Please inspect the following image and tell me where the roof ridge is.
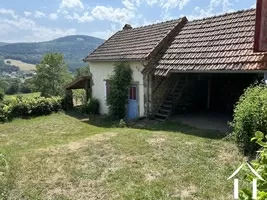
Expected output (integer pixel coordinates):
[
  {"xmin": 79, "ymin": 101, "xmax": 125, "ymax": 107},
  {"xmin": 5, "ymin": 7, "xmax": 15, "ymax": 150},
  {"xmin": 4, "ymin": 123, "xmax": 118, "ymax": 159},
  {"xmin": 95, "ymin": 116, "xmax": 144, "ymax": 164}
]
[
  {"xmin": 118, "ymin": 17, "xmax": 185, "ymax": 32},
  {"xmin": 189, "ymin": 8, "xmax": 256, "ymax": 23}
]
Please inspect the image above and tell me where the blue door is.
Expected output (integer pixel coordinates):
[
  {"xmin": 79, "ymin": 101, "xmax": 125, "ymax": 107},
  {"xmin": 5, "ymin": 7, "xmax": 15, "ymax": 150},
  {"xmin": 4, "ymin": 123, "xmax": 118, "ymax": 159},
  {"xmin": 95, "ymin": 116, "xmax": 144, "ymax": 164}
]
[{"xmin": 127, "ymin": 85, "xmax": 138, "ymax": 120}]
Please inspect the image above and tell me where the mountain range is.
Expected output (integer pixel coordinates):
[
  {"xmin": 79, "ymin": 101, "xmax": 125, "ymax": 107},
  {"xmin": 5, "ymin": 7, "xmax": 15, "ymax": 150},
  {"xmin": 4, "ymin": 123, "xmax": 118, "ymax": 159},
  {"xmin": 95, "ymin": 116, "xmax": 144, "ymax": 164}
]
[{"xmin": 0, "ymin": 35, "xmax": 105, "ymax": 71}]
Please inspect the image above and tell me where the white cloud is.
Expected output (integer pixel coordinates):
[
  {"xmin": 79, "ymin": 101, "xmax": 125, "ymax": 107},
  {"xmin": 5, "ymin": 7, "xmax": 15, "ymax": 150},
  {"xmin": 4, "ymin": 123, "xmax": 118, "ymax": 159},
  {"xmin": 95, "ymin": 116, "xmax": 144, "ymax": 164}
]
[
  {"xmin": 49, "ymin": 13, "xmax": 58, "ymax": 20},
  {"xmin": 34, "ymin": 11, "xmax": 45, "ymax": 18},
  {"xmin": 185, "ymin": 0, "xmax": 235, "ymax": 20},
  {"xmin": 122, "ymin": 0, "xmax": 141, "ymax": 10},
  {"xmin": 0, "ymin": 8, "xmax": 17, "ymax": 19},
  {"xmin": 146, "ymin": 0, "xmax": 159, "ymax": 6},
  {"xmin": 60, "ymin": 0, "xmax": 84, "ymax": 10},
  {"xmin": 91, "ymin": 6, "xmax": 135, "ymax": 24},
  {"xmin": 161, "ymin": 0, "xmax": 190, "ymax": 11},
  {"xmin": 90, "ymin": 24, "xmax": 117, "ymax": 39},
  {"xmin": 66, "ymin": 12, "xmax": 93, "ymax": 23},
  {"xmin": 24, "ymin": 11, "xmax": 32, "ymax": 17},
  {"xmin": 1, "ymin": 15, "xmax": 76, "ymax": 42}
]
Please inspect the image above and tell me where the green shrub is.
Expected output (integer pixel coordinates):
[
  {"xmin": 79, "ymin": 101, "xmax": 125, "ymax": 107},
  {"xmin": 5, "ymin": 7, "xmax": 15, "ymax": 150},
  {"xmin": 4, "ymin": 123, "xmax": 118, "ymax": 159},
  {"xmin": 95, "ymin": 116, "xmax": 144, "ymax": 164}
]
[
  {"xmin": 231, "ymin": 84, "xmax": 267, "ymax": 155},
  {"xmin": 86, "ymin": 98, "xmax": 100, "ymax": 115},
  {"xmin": 0, "ymin": 96, "xmax": 62, "ymax": 122},
  {"xmin": 239, "ymin": 131, "xmax": 267, "ymax": 199},
  {"xmin": 106, "ymin": 62, "xmax": 133, "ymax": 120},
  {"xmin": 0, "ymin": 89, "xmax": 4, "ymax": 101}
]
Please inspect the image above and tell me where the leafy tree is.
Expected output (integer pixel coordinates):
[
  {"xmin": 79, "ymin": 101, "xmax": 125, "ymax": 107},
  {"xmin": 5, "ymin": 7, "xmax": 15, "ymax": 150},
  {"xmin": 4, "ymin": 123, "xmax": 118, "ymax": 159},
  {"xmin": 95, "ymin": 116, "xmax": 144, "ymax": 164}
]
[
  {"xmin": 20, "ymin": 79, "xmax": 34, "ymax": 93},
  {"xmin": 74, "ymin": 65, "xmax": 91, "ymax": 79},
  {"xmin": 33, "ymin": 53, "xmax": 72, "ymax": 97},
  {"xmin": 0, "ymin": 88, "xmax": 4, "ymax": 101},
  {"xmin": 5, "ymin": 78, "xmax": 21, "ymax": 95},
  {"xmin": 106, "ymin": 62, "xmax": 133, "ymax": 120}
]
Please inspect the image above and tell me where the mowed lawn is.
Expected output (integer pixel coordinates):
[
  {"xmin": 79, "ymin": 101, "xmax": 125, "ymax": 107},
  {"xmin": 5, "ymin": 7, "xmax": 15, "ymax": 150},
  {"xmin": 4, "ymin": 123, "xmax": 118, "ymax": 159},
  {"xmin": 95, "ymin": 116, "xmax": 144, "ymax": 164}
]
[
  {"xmin": 4, "ymin": 92, "xmax": 40, "ymax": 101},
  {"xmin": 0, "ymin": 113, "xmax": 244, "ymax": 200},
  {"xmin": 4, "ymin": 59, "xmax": 36, "ymax": 71}
]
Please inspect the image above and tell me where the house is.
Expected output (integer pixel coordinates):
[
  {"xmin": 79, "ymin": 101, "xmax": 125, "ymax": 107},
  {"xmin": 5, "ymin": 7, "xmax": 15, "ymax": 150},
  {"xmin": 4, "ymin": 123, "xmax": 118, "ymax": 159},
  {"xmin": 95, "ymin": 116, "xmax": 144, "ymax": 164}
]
[{"xmin": 84, "ymin": 9, "xmax": 267, "ymax": 121}]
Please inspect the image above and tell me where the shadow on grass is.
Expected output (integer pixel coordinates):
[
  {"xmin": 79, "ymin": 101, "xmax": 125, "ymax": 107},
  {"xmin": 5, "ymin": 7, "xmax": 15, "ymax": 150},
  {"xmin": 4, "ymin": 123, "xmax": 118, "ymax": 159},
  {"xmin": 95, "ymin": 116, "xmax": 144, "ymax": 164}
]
[
  {"xmin": 133, "ymin": 121, "xmax": 227, "ymax": 140},
  {"xmin": 65, "ymin": 110, "xmax": 226, "ymax": 140},
  {"xmin": 65, "ymin": 110, "xmax": 116, "ymax": 128}
]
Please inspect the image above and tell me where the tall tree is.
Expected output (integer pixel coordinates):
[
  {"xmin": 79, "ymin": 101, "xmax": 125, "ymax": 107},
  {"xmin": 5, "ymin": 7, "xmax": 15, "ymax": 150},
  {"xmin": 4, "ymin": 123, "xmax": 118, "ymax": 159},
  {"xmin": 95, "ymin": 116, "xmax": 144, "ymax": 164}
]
[
  {"xmin": 33, "ymin": 53, "xmax": 71, "ymax": 97},
  {"xmin": 74, "ymin": 65, "xmax": 91, "ymax": 79}
]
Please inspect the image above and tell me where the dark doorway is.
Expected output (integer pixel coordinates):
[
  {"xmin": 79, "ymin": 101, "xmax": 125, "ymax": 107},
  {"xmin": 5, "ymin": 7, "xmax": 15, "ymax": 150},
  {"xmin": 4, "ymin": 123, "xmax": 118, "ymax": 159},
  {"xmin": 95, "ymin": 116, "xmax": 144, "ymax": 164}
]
[{"xmin": 173, "ymin": 73, "xmax": 259, "ymax": 114}]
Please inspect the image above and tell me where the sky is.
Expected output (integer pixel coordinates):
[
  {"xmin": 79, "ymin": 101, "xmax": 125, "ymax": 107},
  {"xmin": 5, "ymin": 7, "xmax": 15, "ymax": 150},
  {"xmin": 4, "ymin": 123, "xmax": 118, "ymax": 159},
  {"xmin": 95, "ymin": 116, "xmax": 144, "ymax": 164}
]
[{"xmin": 0, "ymin": 0, "xmax": 257, "ymax": 43}]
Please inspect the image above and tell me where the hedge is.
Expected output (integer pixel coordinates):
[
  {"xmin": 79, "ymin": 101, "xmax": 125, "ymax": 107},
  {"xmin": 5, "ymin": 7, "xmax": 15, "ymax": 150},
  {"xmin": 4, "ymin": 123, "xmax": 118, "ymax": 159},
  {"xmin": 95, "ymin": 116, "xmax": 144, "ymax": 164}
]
[
  {"xmin": 0, "ymin": 96, "xmax": 62, "ymax": 122},
  {"xmin": 231, "ymin": 84, "xmax": 267, "ymax": 155}
]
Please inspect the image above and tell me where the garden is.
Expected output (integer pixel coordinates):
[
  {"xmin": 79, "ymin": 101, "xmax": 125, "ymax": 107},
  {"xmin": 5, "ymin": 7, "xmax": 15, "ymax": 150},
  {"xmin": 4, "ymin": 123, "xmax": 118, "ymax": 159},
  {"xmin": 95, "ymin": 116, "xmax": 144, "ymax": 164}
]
[{"xmin": 1, "ymin": 53, "xmax": 267, "ymax": 199}]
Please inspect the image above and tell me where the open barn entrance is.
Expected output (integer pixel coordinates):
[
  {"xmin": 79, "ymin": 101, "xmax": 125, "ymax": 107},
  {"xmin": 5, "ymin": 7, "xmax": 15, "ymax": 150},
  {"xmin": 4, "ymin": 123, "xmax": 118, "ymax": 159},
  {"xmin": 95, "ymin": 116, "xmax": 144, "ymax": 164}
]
[{"xmin": 168, "ymin": 73, "xmax": 259, "ymax": 132}]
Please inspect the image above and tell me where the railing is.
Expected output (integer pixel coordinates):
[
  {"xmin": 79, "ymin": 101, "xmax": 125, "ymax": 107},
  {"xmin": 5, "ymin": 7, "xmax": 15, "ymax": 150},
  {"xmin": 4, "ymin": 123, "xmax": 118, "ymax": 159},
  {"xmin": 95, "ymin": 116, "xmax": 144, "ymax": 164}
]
[{"xmin": 152, "ymin": 77, "xmax": 166, "ymax": 95}]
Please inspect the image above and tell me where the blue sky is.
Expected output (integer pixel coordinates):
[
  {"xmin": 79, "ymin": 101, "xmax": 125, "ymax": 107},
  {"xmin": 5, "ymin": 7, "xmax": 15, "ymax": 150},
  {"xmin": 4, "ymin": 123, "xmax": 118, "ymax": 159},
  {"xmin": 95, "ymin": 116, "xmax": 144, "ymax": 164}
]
[{"xmin": 0, "ymin": 0, "xmax": 256, "ymax": 43}]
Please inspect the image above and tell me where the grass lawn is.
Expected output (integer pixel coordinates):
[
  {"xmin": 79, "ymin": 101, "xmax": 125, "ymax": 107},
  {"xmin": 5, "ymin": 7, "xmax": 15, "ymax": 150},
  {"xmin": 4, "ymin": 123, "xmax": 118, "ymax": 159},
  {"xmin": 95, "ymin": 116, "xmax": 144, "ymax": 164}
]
[
  {"xmin": 4, "ymin": 92, "xmax": 40, "ymax": 101},
  {"xmin": 0, "ymin": 113, "xmax": 244, "ymax": 200}
]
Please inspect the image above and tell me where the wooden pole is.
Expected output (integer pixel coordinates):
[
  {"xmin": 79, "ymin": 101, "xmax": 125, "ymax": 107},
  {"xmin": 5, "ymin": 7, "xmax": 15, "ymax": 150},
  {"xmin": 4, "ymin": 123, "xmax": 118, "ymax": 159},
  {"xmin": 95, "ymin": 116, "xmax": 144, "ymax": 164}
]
[
  {"xmin": 85, "ymin": 79, "xmax": 89, "ymax": 102},
  {"xmin": 207, "ymin": 78, "xmax": 211, "ymax": 110},
  {"xmin": 146, "ymin": 74, "xmax": 150, "ymax": 119}
]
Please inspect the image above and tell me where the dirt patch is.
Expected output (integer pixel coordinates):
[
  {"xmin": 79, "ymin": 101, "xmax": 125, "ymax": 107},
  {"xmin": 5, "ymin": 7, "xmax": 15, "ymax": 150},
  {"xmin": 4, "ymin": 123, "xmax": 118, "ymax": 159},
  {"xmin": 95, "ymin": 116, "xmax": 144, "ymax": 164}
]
[
  {"xmin": 217, "ymin": 146, "xmax": 240, "ymax": 164},
  {"xmin": 145, "ymin": 170, "xmax": 161, "ymax": 182},
  {"xmin": 146, "ymin": 134, "xmax": 167, "ymax": 146},
  {"xmin": 180, "ymin": 185, "xmax": 197, "ymax": 199},
  {"xmin": 38, "ymin": 132, "xmax": 118, "ymax": 153}
]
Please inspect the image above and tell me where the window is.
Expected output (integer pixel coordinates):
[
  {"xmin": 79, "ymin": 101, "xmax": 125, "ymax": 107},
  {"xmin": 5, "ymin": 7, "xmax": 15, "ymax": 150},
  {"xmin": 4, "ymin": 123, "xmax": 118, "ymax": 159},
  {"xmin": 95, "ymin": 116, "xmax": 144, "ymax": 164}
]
[
  {"xmin": 105, "ymin": 80, "xmax": 112, "ymax": 97},
  {"xmin": 129, "ymin": 86, "xmax": 137, "ymax": 100}
]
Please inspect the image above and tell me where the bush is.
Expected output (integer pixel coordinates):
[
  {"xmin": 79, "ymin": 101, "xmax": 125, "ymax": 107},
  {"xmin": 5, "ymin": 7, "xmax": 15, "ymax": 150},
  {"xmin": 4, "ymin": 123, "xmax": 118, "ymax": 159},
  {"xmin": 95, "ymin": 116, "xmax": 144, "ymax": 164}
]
[
  {"xmin": 0, "ymin": 89, "xmax": 4, "ymax": 101},
  {"xmin": 86, "ymin": 98, "xmax": 100, "ymax": 115},
  {"xmin": 0, "ymin": 96, "xmax": 62, "ymax": 122},
  {"xmin": 231, "ymin": 84, "xmax": 267, "ymax": 155},
  {"xmin": 239, "ymin": 131, "xmax": 267, "ymax": 199},
  {"xmin": 106, "ymin": 62, "xmax": 133, "ymax": 120}
]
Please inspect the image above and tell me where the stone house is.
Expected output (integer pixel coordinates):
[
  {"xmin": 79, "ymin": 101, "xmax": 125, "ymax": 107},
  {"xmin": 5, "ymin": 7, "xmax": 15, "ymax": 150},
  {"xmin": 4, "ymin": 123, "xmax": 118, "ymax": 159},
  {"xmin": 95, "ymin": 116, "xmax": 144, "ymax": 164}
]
[{"xmin": 84, "ymin": 9, "xmax": 267, "ymax": 121}]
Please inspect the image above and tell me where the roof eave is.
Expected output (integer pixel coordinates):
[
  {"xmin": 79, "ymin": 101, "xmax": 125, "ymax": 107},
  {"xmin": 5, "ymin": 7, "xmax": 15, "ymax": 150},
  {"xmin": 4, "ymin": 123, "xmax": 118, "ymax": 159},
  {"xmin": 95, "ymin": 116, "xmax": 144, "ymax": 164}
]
[{"xmin": 83, "ymin": 58, "xmax": 147, "ymax": 62}]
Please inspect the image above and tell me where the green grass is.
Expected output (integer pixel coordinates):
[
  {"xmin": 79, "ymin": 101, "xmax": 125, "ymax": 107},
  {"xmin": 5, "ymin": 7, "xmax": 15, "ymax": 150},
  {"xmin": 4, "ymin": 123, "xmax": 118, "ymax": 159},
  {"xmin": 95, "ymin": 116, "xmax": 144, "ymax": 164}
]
[
  {"xmin": 0, "ymin": 113, "xmax": 244, "ymax": 199},
  {"xmin": 4, "ymin": 92, "xmax": 40, "ymax": 100}
]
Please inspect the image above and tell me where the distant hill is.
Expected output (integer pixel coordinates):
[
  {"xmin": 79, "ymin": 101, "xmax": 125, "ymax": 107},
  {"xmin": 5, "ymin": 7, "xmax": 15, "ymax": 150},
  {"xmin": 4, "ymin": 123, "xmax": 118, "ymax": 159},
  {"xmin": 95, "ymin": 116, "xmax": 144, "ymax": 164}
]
[
  {"xmin": 0, "ymin": 42, "xmax": 7, "ymax": 46},
  {"xmin": 0, "ymin": 35, "xmax": 104, "ymax": 71}
]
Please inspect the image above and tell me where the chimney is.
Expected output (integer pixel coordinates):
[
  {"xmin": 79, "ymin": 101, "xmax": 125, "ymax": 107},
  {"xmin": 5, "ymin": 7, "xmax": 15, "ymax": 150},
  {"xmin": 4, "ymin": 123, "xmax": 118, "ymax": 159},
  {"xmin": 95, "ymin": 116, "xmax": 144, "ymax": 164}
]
[{"xmin": 122, "ymin": 24, "xmax": 132, "ymax": 31}]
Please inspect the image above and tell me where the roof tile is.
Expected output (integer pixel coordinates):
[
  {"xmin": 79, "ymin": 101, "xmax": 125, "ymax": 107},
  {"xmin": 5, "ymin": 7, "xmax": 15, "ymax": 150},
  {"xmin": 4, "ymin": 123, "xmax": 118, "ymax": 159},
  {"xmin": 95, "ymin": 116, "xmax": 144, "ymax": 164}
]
[
  {"xmin": 152, "ymin": 9, "xmax": 267, "ymax": 75},
  {"xmin": 84, "ymin": 18, "xmax": 186, "ymax": 61}
]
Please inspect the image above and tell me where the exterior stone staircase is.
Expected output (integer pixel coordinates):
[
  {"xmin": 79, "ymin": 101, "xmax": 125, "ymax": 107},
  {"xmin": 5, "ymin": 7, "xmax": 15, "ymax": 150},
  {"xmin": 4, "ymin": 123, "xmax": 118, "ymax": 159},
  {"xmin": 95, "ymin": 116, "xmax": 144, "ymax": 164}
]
[{"xmin": 154, "ymin": 77, "xmax": 188, "ymax": 121}]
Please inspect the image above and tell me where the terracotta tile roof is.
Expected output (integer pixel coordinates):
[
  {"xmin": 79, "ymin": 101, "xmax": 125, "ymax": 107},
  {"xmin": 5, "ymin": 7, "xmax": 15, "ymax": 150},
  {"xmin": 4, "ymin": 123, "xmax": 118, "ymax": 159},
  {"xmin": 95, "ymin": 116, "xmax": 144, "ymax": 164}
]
[
  {"xmin": 84, "ymin": 18, "xmax": 187, "ymax": 61},
  {"xmin": 152, "ymin": 9, "xmax": 267, "ymax": 76}
]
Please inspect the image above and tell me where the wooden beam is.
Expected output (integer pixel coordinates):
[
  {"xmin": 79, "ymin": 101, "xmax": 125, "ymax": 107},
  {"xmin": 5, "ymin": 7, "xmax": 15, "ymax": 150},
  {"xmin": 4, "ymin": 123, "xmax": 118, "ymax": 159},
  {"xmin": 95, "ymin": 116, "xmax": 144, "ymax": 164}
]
[
  {"xmin": 264, "ymin": 72, "xmax": 267, "ymax": 84},
  {"xmin": 207, "ymin": 78, "xmax": 211, "ymax": 110}
]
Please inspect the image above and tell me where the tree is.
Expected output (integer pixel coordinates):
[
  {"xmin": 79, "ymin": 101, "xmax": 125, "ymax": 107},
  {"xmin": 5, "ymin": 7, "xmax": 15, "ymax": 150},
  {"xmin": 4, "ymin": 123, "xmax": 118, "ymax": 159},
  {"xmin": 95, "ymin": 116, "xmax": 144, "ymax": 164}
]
[
  {"xmin": 33, "ymin": 53, "xmax": 71, "ymax": 97},
  {"xmin": 106, "ymin": 62, "xmax": 133, "ymax": 120},
  {"xmin": 5, "ymin": 78, "xmax": 21, "ymax": 95},
  {"xmin": 74, "ymin": 65, "xmax": 91, "ymax": 79}
]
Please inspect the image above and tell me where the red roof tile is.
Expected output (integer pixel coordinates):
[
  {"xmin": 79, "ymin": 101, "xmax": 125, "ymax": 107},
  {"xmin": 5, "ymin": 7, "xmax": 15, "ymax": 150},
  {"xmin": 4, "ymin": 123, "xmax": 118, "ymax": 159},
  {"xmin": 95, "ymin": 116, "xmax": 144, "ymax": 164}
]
[
  {"xmin": 84, "ymin": 18, "xmax": 187, "ymax": 61},
  {"xmin": 151, "ymin": 9, "xmax": 267, "ymax": 76}
]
